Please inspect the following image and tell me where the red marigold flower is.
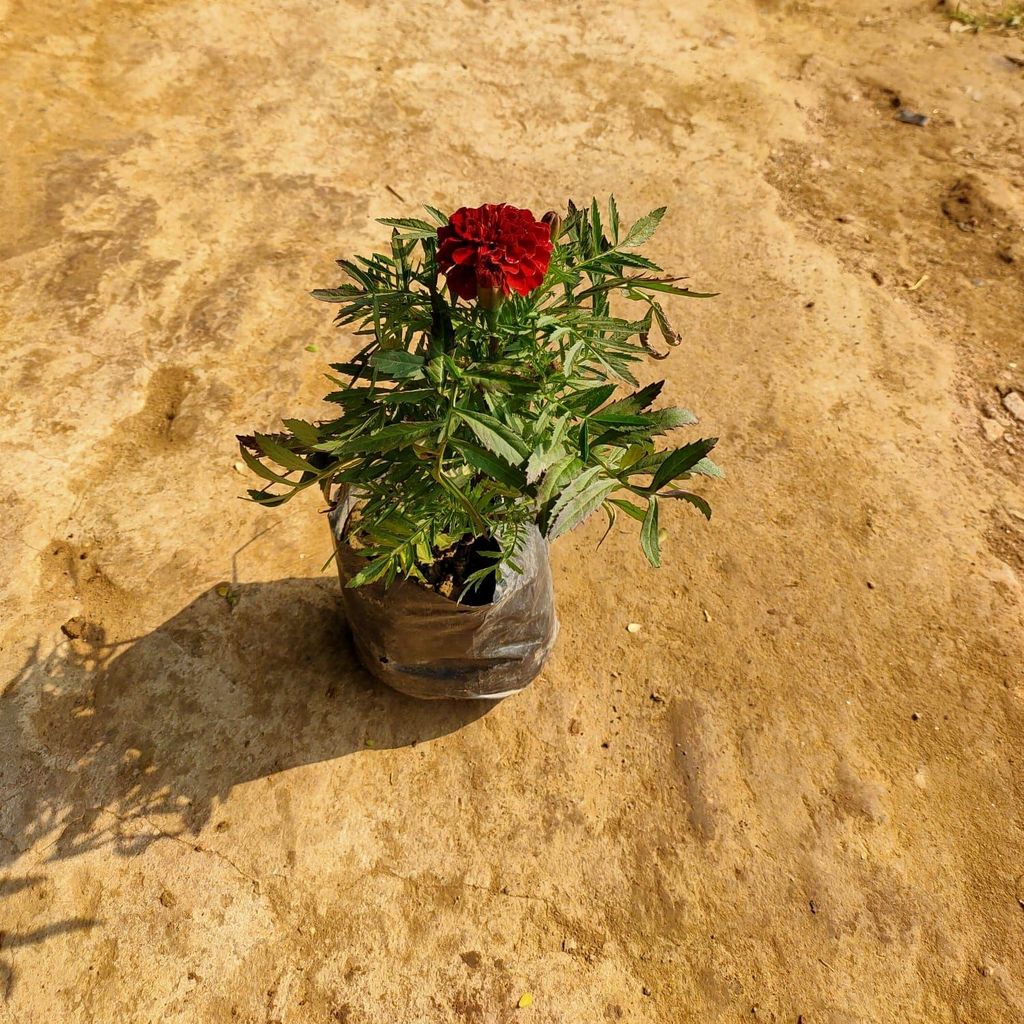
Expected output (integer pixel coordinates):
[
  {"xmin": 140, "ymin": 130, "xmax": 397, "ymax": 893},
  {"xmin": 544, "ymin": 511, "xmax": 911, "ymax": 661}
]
[{"xmin": 436, "ymin": 204, "xmax": 553, "ymax": 302}]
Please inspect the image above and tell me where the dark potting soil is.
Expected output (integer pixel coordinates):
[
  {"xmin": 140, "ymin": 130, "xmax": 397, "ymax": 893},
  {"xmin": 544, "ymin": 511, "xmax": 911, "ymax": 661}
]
[{"xmin": 421, "ymin": 534, "xmax": 501, "ymax": 606}]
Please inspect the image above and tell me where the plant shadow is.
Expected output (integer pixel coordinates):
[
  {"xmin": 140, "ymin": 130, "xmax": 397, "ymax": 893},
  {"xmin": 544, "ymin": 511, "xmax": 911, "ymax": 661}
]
[{"xmin": 1, "ymin": 577, "xmax": 492, "ymax": 872}]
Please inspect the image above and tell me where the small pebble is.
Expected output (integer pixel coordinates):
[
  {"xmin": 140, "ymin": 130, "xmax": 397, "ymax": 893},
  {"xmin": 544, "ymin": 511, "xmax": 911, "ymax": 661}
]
[
  {"xmin": 626, "ymin": 622, "xmax": 642, "ymax": 634},
  {"xmin": 897, "ymin": 109, "xmax": 928, "ymax": 126},
  {"xmin": 1002, "ymin": 391, "xmax": 1024, "ymax": 423},
  {"xmin": 61, "ymin": 617, "xmax": 86, "ymax": 639},
  {"xmin": 233, "ymin": 461, "xmax": 245, "ymax": 473},
  {"xmin": 981, "ymin": 418, "xmax": 1005, "ymax": 442},
  {"xmin": 60, "ymin": 617, "xmax": 102, "ymax": 642}
]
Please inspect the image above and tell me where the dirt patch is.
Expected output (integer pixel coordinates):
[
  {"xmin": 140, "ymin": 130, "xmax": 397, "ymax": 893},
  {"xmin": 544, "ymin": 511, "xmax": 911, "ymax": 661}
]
[
  {"xmin": 986, "ymin": 506, "xmax": 1024, "ymax": 572},
  {"xmin": 942, "ymin": 176, "xmax": 998, "ymax": 232},
  {"xmin": 420, "ymin": 534, "xmax": 501, "ymax": 604},
  {"xmin": 2, "ymin": 2, "xmax": 1023, "ymax": 1022}
]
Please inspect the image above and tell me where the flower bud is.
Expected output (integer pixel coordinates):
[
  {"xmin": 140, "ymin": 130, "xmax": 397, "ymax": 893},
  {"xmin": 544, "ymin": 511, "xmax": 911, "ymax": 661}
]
[{"xmin": 541, "ymin": 210, "xmax": 562, "ymax": 241}]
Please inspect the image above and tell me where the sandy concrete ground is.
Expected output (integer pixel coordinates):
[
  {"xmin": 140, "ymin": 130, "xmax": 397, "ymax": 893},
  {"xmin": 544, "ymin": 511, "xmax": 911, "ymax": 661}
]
[{"xmin": 2, "ymin": 1, "xmax": 1023, "ymax": 1021}]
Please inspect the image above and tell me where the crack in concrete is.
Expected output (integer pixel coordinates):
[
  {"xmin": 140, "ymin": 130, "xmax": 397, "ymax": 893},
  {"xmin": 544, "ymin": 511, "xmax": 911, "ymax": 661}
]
[
  {"xmin": 99, "ymin": 806, "xmax": 262, "ymax": 894},
  {"xmin": 376, "ymin": 866, "xmax": 561, "ymax": 916}
]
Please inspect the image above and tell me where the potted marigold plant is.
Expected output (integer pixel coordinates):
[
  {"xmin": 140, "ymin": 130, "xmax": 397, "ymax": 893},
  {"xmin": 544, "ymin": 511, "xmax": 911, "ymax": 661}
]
[{"xmin": 239, "ymin": 199, "xmax": 720, "ymax": 699}]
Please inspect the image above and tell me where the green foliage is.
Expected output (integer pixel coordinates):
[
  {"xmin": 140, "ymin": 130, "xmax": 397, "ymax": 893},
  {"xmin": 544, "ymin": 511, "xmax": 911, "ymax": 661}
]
[{"xmin": 240, "ymin": 198, "xmax": 722, "ymax": 593}]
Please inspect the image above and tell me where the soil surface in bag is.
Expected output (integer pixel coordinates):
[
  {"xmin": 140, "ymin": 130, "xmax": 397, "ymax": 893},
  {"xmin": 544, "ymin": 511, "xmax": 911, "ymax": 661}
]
[{"xmin": 328, "ymin": 498, "xmax": 559, "ymax": 699}]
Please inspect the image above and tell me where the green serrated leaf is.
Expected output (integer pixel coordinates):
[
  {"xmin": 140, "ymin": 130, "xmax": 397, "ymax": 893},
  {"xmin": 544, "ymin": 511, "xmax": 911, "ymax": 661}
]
[
  {"xmin": 578, "ymin": 419, "xmax": 590, "ymax": 460},
  {"xmin": 370, "ymin": 349, "xmax": 425, "ymax": 379},
  {"xmin": 590, "ymin": 412, "xmax": 654, "ymax": 428},
  {"xmin": 376, "ymin": 217, "xmax": 436, "ymax": 239},
  {"xmin": 663, "ymin": 490, "xmax": 712, "ymax": 519},
  {"xmin": 568, "ymin": 384, "xmax": 617, "ymax": 415},
  {"xmin": 640, "ymin": 497, "xmax": 661, "ymax": 567},
  {"xmin": 647, "ymin": 407, "xmax": 699, "ymax": 433},
  {"xmin": 282, "ymin": 419, "xmax": 319, "ymax": 446},
  {"xmin": 346, "ymin": 553, "xmax": 392, "ymax": 588},
  {"xmin": 536, "ymin": 453, "xmax": 578, "ymax": 509},
  {"xmin": 622, "ymin": 207, "xmax": 666, "ymax": 248},
  {"xmin": 449, "ymin": 438, "xmax": 527, "ymax": 490},
  {"xmin": 239, "ymin": 444, "xmax": 296, "ymax": 485},
  {"xmin": 630, "ymin": 279, "xmax": 718, "ymax": 298},
  {"xmin": 526, "ymin": 438, "xmax": 568, "ymax": 486},
  {"xmin": 547, "ymin": 464, "xmax": 599, "ymax": 517},
  {"xmin": 377, "ymin": 387, "xmax": 436, "ymax": 405},
  {"xmin": 323, "ymin": 388, "xmax": 373, "ymax": 407},
  {"xmin": 548, "ymin": 472, "xmax": 619, "ymax": 540},
  {"xmin": 600, "ymin": 381, "xmax": 665, "ymax": 416},
  {"xmin": 590, "ymin": 197, "xmax": 603, "ymax": 252},
  {"xmin": 608, "ymin": 195, "xmax": 620, "ymax": 243},
  {"xmin": 610, "ymin": 497, "xmax": 647, "ymax": 522},
  {"xmin": 332, "ymin": 421, "xmax": 440, "ymax": 455},
  {"xmin": 254, "ymin": 433, "xmax": 314, "ymax": 474},
  {"xmin": 688, "ymin": 457, "xmax": 725, "ymax": 479},
  {"xmin": 246, "ymin": 488, "xmax": 291, "ymax": 508},
  {"xmin": 462, "ymin": 368, "xmax": 536, "ymax": 394},
  {"xmin": 454, "ymin": 408, "xmax": 530, "ymax": 465},
  {"xmin": 614, "ymin": 252, "xmax": 662, "ymax": 271},
  {"xmin": 649, "ymin": 438, "xmax": 719, "ymax": 490}
]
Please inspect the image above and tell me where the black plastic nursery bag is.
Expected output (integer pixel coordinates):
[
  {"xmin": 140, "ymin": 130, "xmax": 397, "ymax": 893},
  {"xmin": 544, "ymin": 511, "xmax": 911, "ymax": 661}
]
[{"xmin": 328, "ymin": 492, "xmax": 558, "ymax": 700}]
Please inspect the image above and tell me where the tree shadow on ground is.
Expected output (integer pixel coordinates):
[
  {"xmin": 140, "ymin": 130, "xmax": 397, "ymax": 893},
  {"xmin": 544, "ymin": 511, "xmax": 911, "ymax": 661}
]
[
  {"xmin": 0, "ymin": 578, "xmax": 491, "ymax": 971},
  {"xmin": 0, "ymin": 578, "xmax": 492, "ymax": 996}
]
